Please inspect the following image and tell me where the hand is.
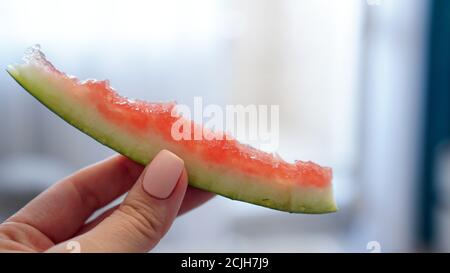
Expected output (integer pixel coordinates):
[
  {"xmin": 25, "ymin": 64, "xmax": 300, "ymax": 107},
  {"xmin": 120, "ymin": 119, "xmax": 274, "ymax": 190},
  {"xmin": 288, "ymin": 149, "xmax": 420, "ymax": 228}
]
[{"xmin": 0, "ymin": 150, "xmax": 214, "ymax": 252}]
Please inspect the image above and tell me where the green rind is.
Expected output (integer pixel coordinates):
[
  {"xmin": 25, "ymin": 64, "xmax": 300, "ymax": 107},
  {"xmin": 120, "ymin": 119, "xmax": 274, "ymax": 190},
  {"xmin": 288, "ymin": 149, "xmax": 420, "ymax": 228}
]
[{"xmin": 6, "ymin": 64, "xmax": 337, "ymax": 214}]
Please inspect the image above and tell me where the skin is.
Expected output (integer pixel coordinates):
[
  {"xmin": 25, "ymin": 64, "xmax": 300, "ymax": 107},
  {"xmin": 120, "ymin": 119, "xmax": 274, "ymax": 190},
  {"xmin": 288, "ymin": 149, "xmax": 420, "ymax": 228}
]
[{"xmin": 0, "ymin": 153, "xmax": 214, "ymax": 252}]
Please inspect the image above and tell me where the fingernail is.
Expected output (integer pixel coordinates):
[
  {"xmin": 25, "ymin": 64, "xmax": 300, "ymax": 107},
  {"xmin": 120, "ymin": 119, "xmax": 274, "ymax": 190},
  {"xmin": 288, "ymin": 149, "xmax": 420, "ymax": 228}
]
[{"xmin": 142, "ymin": 150, "xmax": 184, "ymax": 199}]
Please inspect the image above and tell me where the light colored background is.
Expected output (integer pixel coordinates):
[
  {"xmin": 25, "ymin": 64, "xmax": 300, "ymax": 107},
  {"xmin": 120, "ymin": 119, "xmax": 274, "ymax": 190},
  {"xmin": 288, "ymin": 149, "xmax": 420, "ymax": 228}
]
[{"xmin": 0, "ymin": 0, "xmax": 439, "ymax": 252}]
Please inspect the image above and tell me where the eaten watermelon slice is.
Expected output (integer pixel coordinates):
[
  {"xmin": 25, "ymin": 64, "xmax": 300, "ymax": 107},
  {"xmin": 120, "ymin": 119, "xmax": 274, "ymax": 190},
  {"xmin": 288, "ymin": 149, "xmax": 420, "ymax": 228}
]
[{"xmin": 6, "ymin": 46, "xmax": 337, "ymax": 214}]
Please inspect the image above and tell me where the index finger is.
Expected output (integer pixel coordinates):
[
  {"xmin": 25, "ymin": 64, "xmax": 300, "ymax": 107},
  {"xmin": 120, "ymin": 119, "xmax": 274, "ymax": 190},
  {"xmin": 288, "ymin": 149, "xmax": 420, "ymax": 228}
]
[{"xmin": 6, "ymin": 155, "xmax": 144, "ymax": 243}]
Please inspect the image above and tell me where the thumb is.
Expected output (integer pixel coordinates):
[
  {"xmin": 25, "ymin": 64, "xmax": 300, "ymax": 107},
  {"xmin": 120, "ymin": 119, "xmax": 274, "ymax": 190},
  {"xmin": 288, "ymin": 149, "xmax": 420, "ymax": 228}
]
[{"xmin": 49, "ymin": 149, "xmax": 188, "ymax": 253}]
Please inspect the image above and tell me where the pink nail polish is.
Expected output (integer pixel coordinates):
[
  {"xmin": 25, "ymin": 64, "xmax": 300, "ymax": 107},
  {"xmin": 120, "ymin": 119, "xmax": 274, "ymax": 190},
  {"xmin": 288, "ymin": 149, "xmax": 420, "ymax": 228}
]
[{"xmin": 142, "ymin": 150, "xmax": 184, "ymax": 199}]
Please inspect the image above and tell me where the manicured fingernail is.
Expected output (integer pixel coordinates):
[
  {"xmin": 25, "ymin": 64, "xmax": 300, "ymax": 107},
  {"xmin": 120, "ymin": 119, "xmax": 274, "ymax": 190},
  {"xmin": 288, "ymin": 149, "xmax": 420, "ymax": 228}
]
[{"xmin": 142, "ymin": 150, "xmax": 184, "ymax": 199}]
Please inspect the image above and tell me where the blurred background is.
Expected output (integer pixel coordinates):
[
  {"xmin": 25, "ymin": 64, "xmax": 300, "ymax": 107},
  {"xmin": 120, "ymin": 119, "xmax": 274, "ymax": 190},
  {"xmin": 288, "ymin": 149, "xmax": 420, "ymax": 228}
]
[{"xmin": 0, "ymin": 0, "xmax": 448, "ymax": 252}]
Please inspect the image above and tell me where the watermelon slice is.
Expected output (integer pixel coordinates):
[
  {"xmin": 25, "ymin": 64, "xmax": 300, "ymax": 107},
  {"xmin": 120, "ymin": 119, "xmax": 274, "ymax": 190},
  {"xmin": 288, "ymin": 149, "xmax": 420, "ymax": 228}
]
[{"xmin": 6, "ymin": 46, "xmax": 337, "ymax": 214}]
